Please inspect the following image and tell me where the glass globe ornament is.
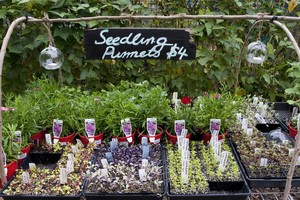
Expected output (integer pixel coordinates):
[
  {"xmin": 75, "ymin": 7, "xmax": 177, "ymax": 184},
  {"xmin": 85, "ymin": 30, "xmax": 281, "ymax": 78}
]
[
  {"xmin": 245, "ymin": 40, "xmax": 267, "ymax": 64},
  {"xmin": 39, "ymin": 45, "xmax": 64, "ymax": 70}
]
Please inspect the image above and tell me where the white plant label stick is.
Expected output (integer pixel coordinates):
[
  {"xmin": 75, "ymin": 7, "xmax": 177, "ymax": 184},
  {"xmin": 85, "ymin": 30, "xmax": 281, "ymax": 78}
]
[
  {"xmin": 101, "ymin": 159, "xmax": 109, "ymax": 169},
  {"xmin": 254, "ymin": 113, "xmax": 266, "ymax": 124},
  {"xmin": 76, "ymin": 139, "xmax": 84, "ymax": 148},
  {"xmin": 242, "ymin": 118, "xmax": 248, "ymax": 133},
  {"xmin": 60, "ymin": 168, "xmax": 68, "ymax": 184},
  {"xmin": 181, "ymin": 129, "xmax": 188, "ymax": 138},
  {"xmin": 236, "ymin": 113, "xmax": 242, "ymax": 125},
  {"xmin": 139, "ymin": 169, "xmax": 147, "ymax": 182},
  {"xmin": 247, "ymin": 128, "xmax": 253, "ymax": 137},
  {"xmin": 182, "ymin": 138, "xmax": 189, "ymax": 151},
  {"xmin": 253, "ymin": 97, "xmax": 258, "ymax": 105},
  {"xmin": 292, "ymin": 107, "xmax": 298, "ymax": 117},
  {"xmin": 45, "ymin": 134, "xmax": 52, "ymax": 146},
  {"xmin": 67, "ymin": 160, "xmax": 74, "ymax": 173},
  {"xmin": 71, "ymin": 145, "xmax": 79, "ymax": 154},
  {"xmin": 68, "ymin": 154, "xmax": 74, "ymax": 162},
  {"xmin": 29, "ymin": 163, "xmax": 36, "ymax": 170},
  {"xmin": 22, "ymin": 172, "xmax": 31, "ymax": 184},
  {"xmin": 177, "ymin": 136, "xmax": 183, "ymax": 151},
  {"xmin": 181, "ymin": 150, "xmax": 190, "ymax": 161},
  {"xmin": 181, "ymin": 159, "xmax": 189, "ymax": 184},
  {"xmin": 219, "ymin": 151, "xmax": 229, "ymax": 172},
  {"xmin": 261, "ymin": 104, "xmax": 267, "ymax": 117},
  {"xmin": 260, "ymin": 158, "xmax": 268, "ymax": 167},
  {"xmin": 142, "ymin": 159, "xmax": 148, "ymax": 168},
  {"xmin": 255, "ymin": 148, "xmax": 260, "ymax": 154}
]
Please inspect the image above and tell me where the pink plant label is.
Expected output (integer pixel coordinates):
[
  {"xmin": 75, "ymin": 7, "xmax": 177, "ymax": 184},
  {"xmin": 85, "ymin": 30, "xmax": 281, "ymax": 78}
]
[
  {"xmin": 121, "ymin": 118, "xmax": 132, "ymax": 143},
  {"xmin": 210, "ymin": 119, "xmax": 221, "ymax": 134},
  {"xmin": 175, "ymin": 120, "xmax": 185, "ymax": 136},
  {"xmin": 53, "ymin": 119, "xmax": 63, "ymax": 143},
  {"xmin": 85, "ymin": 119, "xmax": 96, "ymax": 141},
  {"xmin": 147, "ymin": 118, "xmax": 157, "ymax": 143}
]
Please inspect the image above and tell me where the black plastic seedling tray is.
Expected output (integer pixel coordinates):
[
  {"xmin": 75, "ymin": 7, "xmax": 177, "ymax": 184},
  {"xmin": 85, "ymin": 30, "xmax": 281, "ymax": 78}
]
[
  {"xmin": 229, "ymin": 138, "xmax": 300, "ymax": 188},
  {"xmin": 0, "ymin": 152, "xmax": 82, "ymax": 200},
  {"xmin": 83, "ymin": 145, "xmax": 165, "ymax": 200}
]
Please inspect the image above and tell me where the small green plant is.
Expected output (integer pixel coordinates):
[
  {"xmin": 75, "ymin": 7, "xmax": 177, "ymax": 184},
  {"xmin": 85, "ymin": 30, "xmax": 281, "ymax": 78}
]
[{"xmin": 191, "ymin": 92, "xmax": 244, "ymax": 134}]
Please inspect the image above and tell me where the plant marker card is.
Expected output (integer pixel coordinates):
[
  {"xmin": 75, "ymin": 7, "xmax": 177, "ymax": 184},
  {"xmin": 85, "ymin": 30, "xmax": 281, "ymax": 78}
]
[
  {"xmin": 253, "ymin": 97, "xmax": 258, "ymax": 105},
  {"xmin": 22, "ymin": 172, "xmax": 31, "ymax": 184},
  {"xmin": 182, "ymin": 138, "xmax": 189, "ymax": 151},
  {"xmin": 76, "ymin": 139, "xmax": 84, "ymax": 148},
  {"xmin": 242, "ymin": 118, "xmax": 248, "ymax": 134},
  {"xmin": 139, "ymin": 169, "xmax": 147, "ymax": 182},
  {"xmin": 210, "ymin": 119, "xmax": 221, "ymax": 134},
  {"xmin": 68, "ymin": 154, "xmax": 74, "ymax": 162},
  {"xmin": 53, "ymin": 119, "xmax": 63, "ymax": 144},
  {"xmin": 67, "ymin": 160, "xmax": 74, "ymax": 173},
  {"xmin": 219, "ymin": 151, "xmax": 229, "ymax": 172},
  {"xmin": 181, "ymin": 159, "xmax": 189, "ymax": 184},
  {"xmin": 141, "ymin": 137, "xmax": 148, "ymax": 146},
  {"xmin": 29, "ymin": 163, "xmax": 36, "ymax": 170},
  {"xmin": 255, "ymin": 113, "xmax": 266, "ymax": 124},
  {"xmin": 181, "ymin": 129, "xmax": 188, "ymax": 138},
  {"xmin": 142, "ymin": 145, "xmax": 150, "ymax": 159},
  {"xmin": 85, "ymin": 118, "xmax": 96, "ymax": 143},
  {"xmin": 121, "ymin": 118, "xmax": 132, "ymax": 143},
  {"xmin": 172, "ymin": 92, "xmax": 178, "ymax": 113},
  {"xmin": 13, "ymin": 131, "xmax": 22, "ymax": 146},
  {"xmin": 147, "ymin": 118, "xmax": 157, "ymax": 143},
  {"xmin": 260, "ymin": 158, "xmax": 268, "ymax": 167},
  {"xmin": 247, "ymin": 128, "xmax": 253, "ymax": 137},
  {"xmin": 60, "ymin": 168, "xmax": 68, "ymax": 184},
  {"xmin": 45, "ymin": 134, "xmax": 52, "ymax": 146},
  {"xmin": 175, "ymin": 120, "xmax": 185, "ymax": 136},
  {"xmin": 101, "ymin": 158, "xmax": 109, "ymax": 169},
  {"xmin": 289, "ymin": 149, "xmax": 294, "ymax": 157},
  {"xmin": 142, "ymin": 159, "xmax": 148, "ymax": 168},
  {"xmin": 71, "ymin": 145, "xmax": 79, "ymax": 154},
  {"xmin": 177, "ymin": 136, "xmax": 183, "ymax": 151},
  {"xmin": 236, "ymin": 113, "xmax": 242, "ymax": 125}
]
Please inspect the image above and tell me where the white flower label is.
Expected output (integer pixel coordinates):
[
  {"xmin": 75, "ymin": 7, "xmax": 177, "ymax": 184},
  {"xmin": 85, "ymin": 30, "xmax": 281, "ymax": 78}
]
[
  {"xmin": 22, "ymin": 172, "xmax": 31, "ymax": 184},
  {"xmin": 60, "ymin": 168, "xmax": 67, "ymax": 184}
]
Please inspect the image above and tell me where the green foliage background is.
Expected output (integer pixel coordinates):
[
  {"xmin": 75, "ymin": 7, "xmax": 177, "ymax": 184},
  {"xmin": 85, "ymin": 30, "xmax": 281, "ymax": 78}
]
[{"xmin": 0, "ymin": 0, "xmax": 300, "ymax": 100}]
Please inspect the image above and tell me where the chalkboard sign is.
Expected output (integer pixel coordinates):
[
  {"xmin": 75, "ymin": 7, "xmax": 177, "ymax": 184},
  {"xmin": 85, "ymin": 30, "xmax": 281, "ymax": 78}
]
[{"xmin": 84, "ymin": 28, "xmax": 196, "ymax": 60}]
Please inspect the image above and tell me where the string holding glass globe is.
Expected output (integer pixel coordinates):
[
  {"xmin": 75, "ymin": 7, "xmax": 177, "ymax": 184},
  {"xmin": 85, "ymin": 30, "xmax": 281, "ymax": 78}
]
[
  {"xmin": 39, "ymin": 45, "xmax": 64, "ymax": 70},
  {"xmin": 245, "ymin": 40, "xmax": 267, "ymax": 64}
]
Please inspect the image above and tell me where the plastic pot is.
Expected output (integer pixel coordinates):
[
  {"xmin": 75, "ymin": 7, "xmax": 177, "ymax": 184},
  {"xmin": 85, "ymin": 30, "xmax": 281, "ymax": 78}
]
[
  {"xmin": 202, "ymin": 130, "xmax": 228, "ymax": 144},
  {"xmin": 78, "ymin": 133, "xmax": 104, "ymax": 145},
  {"xmin": 137, "ymin": 127, "xmax": 164, "ymax": 144},
  {"xmin": 165, "ymin": 129, "xmax": 191, "ymax": 144},
  {"xmin": 288, "ymin": 123, "xmax": 297, "ymax": 139}
]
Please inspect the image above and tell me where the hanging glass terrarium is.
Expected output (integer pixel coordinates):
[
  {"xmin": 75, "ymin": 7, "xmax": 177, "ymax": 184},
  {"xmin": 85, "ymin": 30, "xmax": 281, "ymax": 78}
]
[
  {"xmin": 245, "ymin": 40, "xmax": 267, "ymax": 64},
  {"xmin": 39, "ymin": 45, "xmax": 64, "ymax": 70}
]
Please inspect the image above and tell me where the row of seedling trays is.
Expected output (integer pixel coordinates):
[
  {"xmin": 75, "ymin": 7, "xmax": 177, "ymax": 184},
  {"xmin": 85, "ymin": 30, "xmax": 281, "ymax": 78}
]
[{"xmin": 0, "ymin": 133, "xmax": 251, "ymax": 200}]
